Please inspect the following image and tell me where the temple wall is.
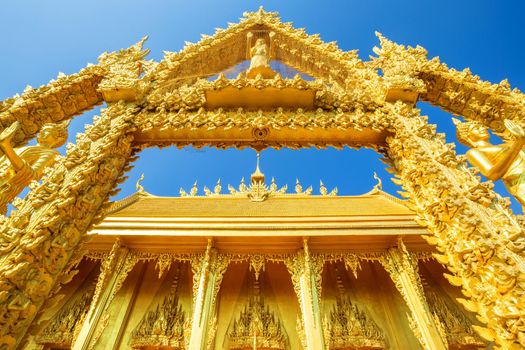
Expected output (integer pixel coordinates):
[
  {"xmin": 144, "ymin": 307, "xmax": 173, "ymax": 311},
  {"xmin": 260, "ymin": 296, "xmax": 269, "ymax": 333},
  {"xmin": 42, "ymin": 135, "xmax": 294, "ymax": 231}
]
[{"xmin": 25, "ymin": 249, "xmax": 486, "ymax": 350}]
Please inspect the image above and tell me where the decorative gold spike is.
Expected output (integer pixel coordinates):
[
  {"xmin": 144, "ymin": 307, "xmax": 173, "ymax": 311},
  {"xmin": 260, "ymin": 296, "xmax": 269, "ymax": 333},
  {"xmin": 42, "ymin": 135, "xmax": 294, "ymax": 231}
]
[
  {"xmin": 135, "ymin": 173, "xmax": 145, "ymax": 193},
  {"xmin": 373, "ymin": 172, "xmax": 383, "ymax": 191},
  {"xmin": 214, "ymin": 179, "xmax": 221, "ymax": 194},
  {"xmin": 295, "ymin": 178, "xmax": 303, "ymax": 194},
  {"xmin": 320, "ymin": 180, "xmax": 328, "ymax": 195},
  {"xmin": 190, "ymin": 181, "xmax": 198, "ymax": 196}
]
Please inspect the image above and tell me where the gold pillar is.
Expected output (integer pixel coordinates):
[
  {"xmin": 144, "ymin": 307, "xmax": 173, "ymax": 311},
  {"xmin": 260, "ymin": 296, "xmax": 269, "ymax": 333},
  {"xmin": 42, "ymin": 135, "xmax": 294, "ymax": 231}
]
[
  {"xmin": 0, "ymin": 102, "xmax": 137, "ymax": 349},
  {"xmin": 72, "ymin": 241, "xmax": 138, "ymax": 350},
  {"xmin": 285, "ymin": 239, "xmax": 326, "ymax": 350},
  {"xmin": 188, "ymin": 240, "xmax": 229, "ymax": 350},
  {"xmin": 380, "ymin": 240, "xmax": 447, "ymax": 350},
  {"xmin": 385, "ymin": 101, "xmax": 525, "ymax": 347}
]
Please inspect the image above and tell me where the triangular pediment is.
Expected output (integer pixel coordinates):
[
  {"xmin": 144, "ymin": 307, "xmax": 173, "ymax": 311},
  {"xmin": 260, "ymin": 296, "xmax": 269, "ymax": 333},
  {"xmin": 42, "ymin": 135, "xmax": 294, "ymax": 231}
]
[
  {"xmin": 149, "ymin": 7, "xmax": 363, "ymax": 87},
  {"xmin": 208, "ymin": 59, "xmax": 314, "ymax": 81}
]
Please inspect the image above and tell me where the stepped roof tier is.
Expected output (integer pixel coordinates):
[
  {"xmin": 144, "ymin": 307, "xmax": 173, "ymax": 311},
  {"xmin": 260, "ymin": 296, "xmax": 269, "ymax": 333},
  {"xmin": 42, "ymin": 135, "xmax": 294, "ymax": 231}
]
[{"xmin": 88, "ymin": 173, "xmax": 427, "ymax": 253}]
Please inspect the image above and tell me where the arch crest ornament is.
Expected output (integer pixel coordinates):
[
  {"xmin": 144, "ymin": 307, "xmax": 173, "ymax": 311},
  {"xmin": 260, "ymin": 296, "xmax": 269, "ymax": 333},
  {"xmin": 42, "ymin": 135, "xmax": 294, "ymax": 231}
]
[{"xmin": 0, "ymin": 7, "xmax": 523, "ymax": 349}]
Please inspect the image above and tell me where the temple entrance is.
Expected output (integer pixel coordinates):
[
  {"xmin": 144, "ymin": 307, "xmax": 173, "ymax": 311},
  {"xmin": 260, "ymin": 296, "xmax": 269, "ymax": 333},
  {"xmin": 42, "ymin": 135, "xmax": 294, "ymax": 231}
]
[{"xmin": 0, "ymin": 7, "xmax": 523, "ymax": 350}]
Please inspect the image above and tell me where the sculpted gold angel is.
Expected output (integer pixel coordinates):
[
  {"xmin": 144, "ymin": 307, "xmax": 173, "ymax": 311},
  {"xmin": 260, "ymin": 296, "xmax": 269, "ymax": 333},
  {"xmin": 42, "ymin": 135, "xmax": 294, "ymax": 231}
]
[
  {"xmin": 454, "ymin": 117, "xmax": 525, "ymax": 207},
  {"xmin": 0, "ymin": 120, "xmax": 68, "ymax": 213}
]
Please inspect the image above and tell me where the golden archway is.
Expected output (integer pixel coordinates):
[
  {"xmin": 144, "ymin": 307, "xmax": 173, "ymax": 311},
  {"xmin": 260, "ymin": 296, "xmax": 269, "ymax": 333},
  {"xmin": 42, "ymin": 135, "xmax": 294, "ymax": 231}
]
[{"xmin": 0, "ymin": 7, "xmax": 524, "ymax": 350}]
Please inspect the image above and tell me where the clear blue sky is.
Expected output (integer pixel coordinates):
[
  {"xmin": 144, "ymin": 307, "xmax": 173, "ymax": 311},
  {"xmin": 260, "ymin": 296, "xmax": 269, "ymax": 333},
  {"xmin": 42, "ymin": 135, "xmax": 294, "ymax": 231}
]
[{"xmin": 1, "ymin": 1, "xmax": 524, "ymax": 212}]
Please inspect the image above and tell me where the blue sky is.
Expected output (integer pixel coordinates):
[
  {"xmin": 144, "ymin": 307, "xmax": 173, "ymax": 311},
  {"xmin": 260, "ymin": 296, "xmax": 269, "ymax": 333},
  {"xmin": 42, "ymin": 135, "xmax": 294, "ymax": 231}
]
[{"xmin": 1, "ymin": 1, "xmax": 524, "ymax": 212}]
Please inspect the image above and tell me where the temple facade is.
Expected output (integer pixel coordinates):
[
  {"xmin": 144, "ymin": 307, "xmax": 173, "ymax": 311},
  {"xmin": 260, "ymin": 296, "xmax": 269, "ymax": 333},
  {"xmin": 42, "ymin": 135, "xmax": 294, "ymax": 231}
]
[
  {"xmin": 24, "ymin": 167, "xmax": 488, "ymax": 350},
  {"xmin": 0, "ymin": 7, "xmax": 524, "ymax": 350}
]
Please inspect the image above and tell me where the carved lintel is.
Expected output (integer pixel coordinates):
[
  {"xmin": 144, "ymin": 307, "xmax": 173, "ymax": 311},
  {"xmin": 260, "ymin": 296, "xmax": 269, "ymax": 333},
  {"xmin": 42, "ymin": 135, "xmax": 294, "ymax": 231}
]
[{"xmin": 379, "ymin": 240, "xmax": 447, "ymax": 350}]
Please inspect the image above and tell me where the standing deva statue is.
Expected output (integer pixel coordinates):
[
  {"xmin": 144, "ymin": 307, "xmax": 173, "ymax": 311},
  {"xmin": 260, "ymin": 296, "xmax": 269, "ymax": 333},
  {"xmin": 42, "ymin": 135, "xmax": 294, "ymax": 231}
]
[
  {"xmin": 453, "ymin": 117, "xmax": 525, "ymax": 208},
  {"xmin": 247, "ymin": 37, "xmax": 276, "ymax": 79},
  {"xmin": 0, "ymin": 120, "xmax": 68, "ymax": 213}
]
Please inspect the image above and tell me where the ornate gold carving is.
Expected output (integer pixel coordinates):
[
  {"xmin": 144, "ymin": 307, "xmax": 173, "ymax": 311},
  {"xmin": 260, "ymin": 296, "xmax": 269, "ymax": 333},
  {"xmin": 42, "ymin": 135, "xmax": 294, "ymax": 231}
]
[
  {"xmin": 454, "ymin": 117, "xmax": 525, "ymax": 208},
  {"xmin": 180, "ymin": 181, "xmax": 199, "ymax": 197},
  {"xmin": 203, "ymin": 179, "xmax": 222, "ymax": 197},
  {"xmin": 151, "ymin": 6, "xmax": 370, "ymax": 91},
  {"xmin": 386, "ymin": 102, "xmax": 525, "ymax": 348},
  {"xmin": 379, "ymin": 239, "xmax": 447, "ymax": 350},
  {"xmin": 80, "ymin": 244, "xmax": 139, "ymax": 350},
  {"xmin": 0, "ymin": 67, "xmax": 103, "ymax": 147},
  {"xmin": 135, "ymin": 173, "xmax": 145, "ymax": 193},
  {"xmin": 326, "ymin": 295, "xmax": 385, "ymax": 350},
  {"xmin": 247, "ymin": 37, "xmax": 275, "ymax": 79},
  {"xmin": 229, "ymin": 296, "xmax": 287, "ymax": 350},
  {"xmin": 35, "ymin": 289, "xmax": 93, "ymax": 347},
  {"xmin": 133, "ymin": 105, "xmax": 389, "ymax": 151},
  {"xmin": 155, "ymin": 253, "xmax": 173, "ymax": 278},
  {"xmin": 342, "ymin": 254, "xmax": 362, "ymax": 278},
  {"xmin": 319, "ymin": 180, "xmax": 337, "ymax": 196},
  {"xmin": 0, "ymin": 102, "xmax": 136, "ymax": 349},
  {"xmin": 249, "ymin": 255, "xmax": 266, "ymax": 281},
  {"xmin": 295, "ymin": 178, "xmax": 312, "ymax": 195},
  {"xmin": 372, "ymin": 33, "xmax": 525, "ymax": 132},
  {"xmin": 371, "ymin": 32, "xmax": 427, "ymax": 103},
  {"xmin": 0, "ymin": 120, "xmax": 68, "ymax": 214},
  {"xmin": 0, "ymin": 7, "xmax": 524, "ymax": 349},
  {"xmin": 422, "ymin": 283, "xmax": 485, "ymax": 348},
  {"xmin": 97, "ymin": 37, "xmax": 151, "ymax": 102},
  {"xmin": 131, "ymin": 269, "xmax": 186, "ymax": 349},
  {"xmin": 181, "ymin": 156, "xmax": 301, "ymax": 202}
]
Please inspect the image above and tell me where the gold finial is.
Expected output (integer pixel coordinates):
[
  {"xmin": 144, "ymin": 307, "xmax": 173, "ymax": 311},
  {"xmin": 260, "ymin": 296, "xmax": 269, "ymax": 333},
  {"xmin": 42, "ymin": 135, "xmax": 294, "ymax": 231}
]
[
  {"xmin": 251, "ymin": 152, "xmax": 265, "ymax": 184},
  {"xmin": 320, "ymin": 180, "xmax": 327, "ymax": 195},
  {"xmin": 136, "ymin": 173, "xmax": 145, "ymax": 193},
  {"xmin": 373, "ymin": 172, "xmax": 383, "ymax": 191},
  {"xmin": 214, "ymin": 179, "xmax": 222, "ymax": 194},
  {"xmin": 295, "ymin": 178, "xmax": 302, "ymax": 194},
  {"xmin": 190, "ymin": 181, "xmax": 198, "ymax": 196},
  {"xmin": 239, "ymin": 177, "xmax": 247, "ymax": 192},
  {"xmin": 270, "ymin": 177, "xmax": 277, "ymax": 191}
]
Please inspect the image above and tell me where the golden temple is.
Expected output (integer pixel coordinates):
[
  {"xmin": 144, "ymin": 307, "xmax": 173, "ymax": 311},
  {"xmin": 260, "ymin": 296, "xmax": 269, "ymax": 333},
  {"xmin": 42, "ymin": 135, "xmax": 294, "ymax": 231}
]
[{"xmin": 0, "ymin": 7, "xmax": 524, "ymax": 350}]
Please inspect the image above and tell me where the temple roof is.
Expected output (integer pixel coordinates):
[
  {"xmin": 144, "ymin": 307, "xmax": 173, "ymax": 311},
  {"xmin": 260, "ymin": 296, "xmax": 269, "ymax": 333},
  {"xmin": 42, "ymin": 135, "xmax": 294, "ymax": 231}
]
[
  {"xmin": 106, "ymin": 188, "xmax": 411, "ymax": 218},
  {"xmin": 86, "ymin": 172, "xmax": 428, "ymax": 253}
]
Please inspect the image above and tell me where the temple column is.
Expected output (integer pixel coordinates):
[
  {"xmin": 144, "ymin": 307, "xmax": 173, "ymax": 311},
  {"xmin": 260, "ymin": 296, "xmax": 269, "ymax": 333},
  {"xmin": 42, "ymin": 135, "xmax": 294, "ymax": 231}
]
[
  {"xmin": 72, "ymin": 241, "xmax": 138, "ymax": 350},
  {"xmin": 188, "ymin": 240, "xmax": 229, "ymax": 350},
  {"xmin": 380, "ymin": 240, "xmax": 447, "ymax": 350},
  {"xmin": 285, "ymin": 239, "xmax": 326, "ymax": 350}
]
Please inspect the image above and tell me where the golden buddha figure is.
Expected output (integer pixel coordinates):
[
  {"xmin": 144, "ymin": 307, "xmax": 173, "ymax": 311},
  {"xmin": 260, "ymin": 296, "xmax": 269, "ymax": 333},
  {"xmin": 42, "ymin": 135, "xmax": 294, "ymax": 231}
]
[
  {"xmin": 453, "ymin": 118, "xmax": 525, "ymax": 207},
  {"xmin": 247, "ymin": 38, "xmax": 276, "ymax": 79},
  {"xmin": 0, "ymin": 120, "xmax": 68, "ymax": 213}
]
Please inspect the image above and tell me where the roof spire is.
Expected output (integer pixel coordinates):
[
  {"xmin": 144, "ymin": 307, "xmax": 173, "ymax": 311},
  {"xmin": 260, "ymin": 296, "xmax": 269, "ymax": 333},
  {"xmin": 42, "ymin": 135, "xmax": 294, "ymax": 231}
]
[{"xmin": 251, "ymin": 152, "xmax": 265, "ymax": 184}]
